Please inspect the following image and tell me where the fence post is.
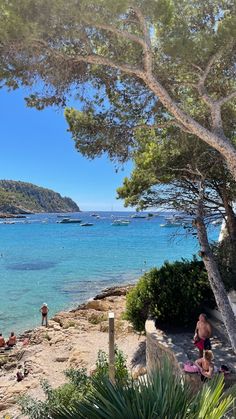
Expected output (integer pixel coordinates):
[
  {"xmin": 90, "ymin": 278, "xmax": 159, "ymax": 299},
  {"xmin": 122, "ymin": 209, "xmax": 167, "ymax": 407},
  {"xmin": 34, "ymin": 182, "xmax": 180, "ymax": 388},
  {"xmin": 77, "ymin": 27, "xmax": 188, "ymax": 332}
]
[{"xmin": 108, "ymin": 312, "xmax": 115, "ymax": 383}]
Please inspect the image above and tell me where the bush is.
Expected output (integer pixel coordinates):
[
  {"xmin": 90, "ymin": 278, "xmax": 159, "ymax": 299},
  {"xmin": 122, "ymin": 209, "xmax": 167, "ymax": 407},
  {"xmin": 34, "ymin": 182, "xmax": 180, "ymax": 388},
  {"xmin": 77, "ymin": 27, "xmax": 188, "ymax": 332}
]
[
  {"xmin": 19, "ymin": 379, "xmax": 84, "ymax": 419},
  {"xmin": 19, "ymin": 349, "xmax": 129, "ymax": 418},
  {"xmin": 125, "ymin": 258, "xmax": 215, "ymax": 331},
  {"xmin": 95, "ymin": 347, "xmax": 129, "ymax": 384}
]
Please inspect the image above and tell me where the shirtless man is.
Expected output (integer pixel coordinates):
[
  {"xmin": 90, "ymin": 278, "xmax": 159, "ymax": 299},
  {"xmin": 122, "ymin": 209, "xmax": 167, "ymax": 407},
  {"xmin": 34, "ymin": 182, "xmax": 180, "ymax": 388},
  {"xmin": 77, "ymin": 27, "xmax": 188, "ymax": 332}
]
[
  {"xmin": 194, "ymin": 313, "xmax": 212, "ymax": 357},
  {"xmin": 40, "ymin": 303, "xmax": 49, "ymax": 327},
  {"xmin": 0, "ymin": 333, "xmax": 5, "ymax": 348}
]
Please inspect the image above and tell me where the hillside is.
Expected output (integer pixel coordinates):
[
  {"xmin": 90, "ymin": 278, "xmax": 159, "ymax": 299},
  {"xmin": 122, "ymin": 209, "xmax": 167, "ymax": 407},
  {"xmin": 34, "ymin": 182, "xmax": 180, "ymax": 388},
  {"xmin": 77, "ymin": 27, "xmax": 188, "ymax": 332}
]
[{"xmin": 0, "ymin": 180, "xmax": 80, "ymax": 214}]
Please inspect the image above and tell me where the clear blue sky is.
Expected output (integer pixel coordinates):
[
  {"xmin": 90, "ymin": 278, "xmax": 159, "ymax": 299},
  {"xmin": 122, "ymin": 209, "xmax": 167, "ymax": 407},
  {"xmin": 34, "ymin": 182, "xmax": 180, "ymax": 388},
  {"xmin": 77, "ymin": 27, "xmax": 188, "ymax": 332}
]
[{"xmin": 0, "ymin": 87, "xmax": 132, "ymax": 211}]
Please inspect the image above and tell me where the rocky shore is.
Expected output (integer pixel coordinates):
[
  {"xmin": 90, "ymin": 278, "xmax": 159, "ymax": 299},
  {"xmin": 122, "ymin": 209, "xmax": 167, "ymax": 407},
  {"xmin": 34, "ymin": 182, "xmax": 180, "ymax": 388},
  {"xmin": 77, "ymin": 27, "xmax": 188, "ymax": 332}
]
[{"xmin": 0, "ymin": 285, "xmax": 146, "ymax": 418}]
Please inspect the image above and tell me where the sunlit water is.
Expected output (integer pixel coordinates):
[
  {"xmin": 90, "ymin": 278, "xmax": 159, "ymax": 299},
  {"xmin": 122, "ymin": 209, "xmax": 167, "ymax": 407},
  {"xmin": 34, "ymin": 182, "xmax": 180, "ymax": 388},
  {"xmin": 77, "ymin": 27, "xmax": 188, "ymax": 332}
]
[{"xmin": 0, "ymin": 212, "xmax": 219, "ymax": 334}]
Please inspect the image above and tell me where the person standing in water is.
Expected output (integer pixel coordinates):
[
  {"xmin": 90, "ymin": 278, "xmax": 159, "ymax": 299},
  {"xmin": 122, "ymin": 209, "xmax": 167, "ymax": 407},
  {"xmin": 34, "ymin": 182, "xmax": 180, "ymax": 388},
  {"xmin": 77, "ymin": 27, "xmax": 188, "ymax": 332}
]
[{"xmin": 40, "ymin": 303, "xmax": 49, "ymax": 327}]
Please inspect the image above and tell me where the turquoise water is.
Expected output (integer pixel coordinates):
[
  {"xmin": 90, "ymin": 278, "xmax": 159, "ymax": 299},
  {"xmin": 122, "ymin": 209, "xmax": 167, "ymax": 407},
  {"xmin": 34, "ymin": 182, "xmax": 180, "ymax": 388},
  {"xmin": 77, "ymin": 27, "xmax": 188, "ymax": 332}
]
[{"xmin": 0, "ymin": 212, "xmax": 219, "ymax": 335}]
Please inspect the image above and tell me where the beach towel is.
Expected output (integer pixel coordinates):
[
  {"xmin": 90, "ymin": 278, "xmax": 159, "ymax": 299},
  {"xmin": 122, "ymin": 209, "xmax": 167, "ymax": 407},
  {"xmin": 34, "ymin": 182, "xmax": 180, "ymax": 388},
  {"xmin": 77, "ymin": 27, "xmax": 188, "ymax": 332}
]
[{"xmin": 183, "ymin": 361, "xmax": 200, "ymax": 373}]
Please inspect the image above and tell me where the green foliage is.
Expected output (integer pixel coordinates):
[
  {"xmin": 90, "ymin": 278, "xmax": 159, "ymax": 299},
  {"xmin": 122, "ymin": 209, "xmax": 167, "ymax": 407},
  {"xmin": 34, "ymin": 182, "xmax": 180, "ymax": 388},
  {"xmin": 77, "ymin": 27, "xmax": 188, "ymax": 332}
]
[
  {"xmin": 19, "ymin": 378, "xmax": 84, "ymax": 419},
  {"xmin": 64, "ymin": 368, "xmax": 89, "ymax": 389},
  {"xmin": 0, "ymin": 180, "xmax": 79, "ymax": 213},
  {"xmin": 125, "ymin": 258, "xmax": 216, "ymax": 331},
  {"xmin": 94, "ymin": 348, "xmax": 129, "ymax": 384},
  {"xmin": 1, "ymin": 0, "xmax": 235, "ymax": 165},
  {"xmin": 94, "ymin": 349, "xmax": 109, "ymax": 379},
  {"xmin": 51, "ymin": 359, "xmax": 236, "ymax": 419},
  {"xmin": 19, "ymin": 349, "xmax": 129, "ymax": 418}
]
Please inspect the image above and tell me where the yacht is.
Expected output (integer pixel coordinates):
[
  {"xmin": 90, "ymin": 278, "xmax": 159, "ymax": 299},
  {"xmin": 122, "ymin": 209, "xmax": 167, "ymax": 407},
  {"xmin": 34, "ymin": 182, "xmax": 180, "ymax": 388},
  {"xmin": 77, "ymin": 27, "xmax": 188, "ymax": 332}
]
[
  {"xmin": 111, "ymin": 219, "xmax": 130, "ymax": 226},
  {"xmin": 131, "ymin": 214, "xmax": 147, "ymax": 219},
  {"xmin": 59, "ymin": 218, "xmax": 82, "ymax": 224}
]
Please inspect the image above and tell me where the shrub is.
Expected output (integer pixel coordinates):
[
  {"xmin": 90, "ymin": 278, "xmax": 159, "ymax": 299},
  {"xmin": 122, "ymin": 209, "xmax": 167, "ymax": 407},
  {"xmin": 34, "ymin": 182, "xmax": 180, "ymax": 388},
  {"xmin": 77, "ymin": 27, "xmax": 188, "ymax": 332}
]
[
  {"xmin": 19, "ymin": 349, "xmax": 129, "ymax": 418},
  {"xmin": 94, "ymin": 347, "xmax": 129, "ymax": 384},
  {"xmin": 19, "ymin": 379, "xmax": 83, "ymax": 419},
  {"xmin": 51, "ymin": 359, "xmax": 236, "ymax": 419},
  {"xmin": 125, "ymin": 258, "xmax": 215, "ymax": 331}
]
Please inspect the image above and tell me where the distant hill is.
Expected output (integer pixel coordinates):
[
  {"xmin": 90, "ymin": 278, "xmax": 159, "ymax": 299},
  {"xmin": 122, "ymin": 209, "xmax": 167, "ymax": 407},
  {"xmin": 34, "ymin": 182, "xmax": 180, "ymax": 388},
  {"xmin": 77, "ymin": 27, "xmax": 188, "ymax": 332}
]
[{"xmin": 0, "ymin": 180, "xmax": 80, "ymax": 214}]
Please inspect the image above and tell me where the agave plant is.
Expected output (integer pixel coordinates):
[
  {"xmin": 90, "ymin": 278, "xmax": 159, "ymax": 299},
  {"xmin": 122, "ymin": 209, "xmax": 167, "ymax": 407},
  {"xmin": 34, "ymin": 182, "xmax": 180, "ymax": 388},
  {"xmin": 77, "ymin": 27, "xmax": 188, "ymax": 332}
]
[{"xmin": 51, "ymin": 360, "xmax": 236, "ymax": 419}]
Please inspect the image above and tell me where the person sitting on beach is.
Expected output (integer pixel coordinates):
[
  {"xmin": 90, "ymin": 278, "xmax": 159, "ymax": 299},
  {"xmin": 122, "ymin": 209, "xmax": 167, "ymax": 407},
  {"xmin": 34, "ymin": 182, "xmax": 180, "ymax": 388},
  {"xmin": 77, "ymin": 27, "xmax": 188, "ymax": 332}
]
[
  {"xmin": 6, "ymin": 332, "xmax": 16, "ymax": 347},
  {"xmin": 193, "ymin": 313, "xmax": 212, "ymax": 357},
  {"xmin": 40, "ymin": 303, "xmax": 49, "ymax": 327},
  {"xmin": 195, "ymin": 350, "xmax": 215, "ymax": 382},
  {"xmin": 0, "ymin": 333, "xmax": 5, "ymax": 348}
]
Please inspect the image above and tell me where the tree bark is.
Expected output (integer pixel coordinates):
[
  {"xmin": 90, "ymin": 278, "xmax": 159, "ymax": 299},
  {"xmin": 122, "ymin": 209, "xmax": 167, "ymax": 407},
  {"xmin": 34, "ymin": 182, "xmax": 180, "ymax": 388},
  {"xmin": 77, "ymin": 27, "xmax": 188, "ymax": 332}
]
[
  {"xmin": 221, "ymin": 188, "xmax": 236, "ymax": 241},
  {"xmin": 143, "ymin": 74, "xmax": 236, "ymax": 183},
  {"xmin": 195, "ymin": 202, "xmax": 236, "ymax": 353},
  {"xmin": 219, "ymin": 187, "xmax": 236, "ymax": 284}
]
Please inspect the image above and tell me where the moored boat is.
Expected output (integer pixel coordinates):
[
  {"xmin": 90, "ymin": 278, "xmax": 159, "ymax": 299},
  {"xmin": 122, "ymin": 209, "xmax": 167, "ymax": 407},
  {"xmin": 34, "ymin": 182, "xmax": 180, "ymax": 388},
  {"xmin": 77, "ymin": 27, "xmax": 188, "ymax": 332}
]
[
  {"xmin": 160, "ymin": 220, "xmax": 181, "ymax": 228},
  {"xmin": 111, "ymin": 219, "xmax": 130, "ymax": 226},
  {"xmin": 131, "ymin": 214, "xmax": 147, "ymax": 219},
  {"xmin": 59, "ymin": 218, "xmax": 82, "ymax": 224}
]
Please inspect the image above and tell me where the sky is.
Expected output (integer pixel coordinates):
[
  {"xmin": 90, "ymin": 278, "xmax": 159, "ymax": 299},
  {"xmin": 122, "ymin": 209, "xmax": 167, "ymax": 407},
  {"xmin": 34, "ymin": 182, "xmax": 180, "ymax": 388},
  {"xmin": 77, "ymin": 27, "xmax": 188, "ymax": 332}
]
[{"xmin": 0, "ymin": 87, "xmax": 132, "ymax": 211}]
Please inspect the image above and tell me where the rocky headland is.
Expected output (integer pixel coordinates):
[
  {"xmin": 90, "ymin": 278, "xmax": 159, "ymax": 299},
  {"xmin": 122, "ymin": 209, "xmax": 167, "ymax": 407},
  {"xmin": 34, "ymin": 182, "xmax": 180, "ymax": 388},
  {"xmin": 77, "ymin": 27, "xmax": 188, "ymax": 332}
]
[
  {"xmin": 0, "ymin": 180, "xmax": 80, "ymax": 214},
  {"xmin": 0, "ymin": 285, "xmax": 146, "ymax": 418}
]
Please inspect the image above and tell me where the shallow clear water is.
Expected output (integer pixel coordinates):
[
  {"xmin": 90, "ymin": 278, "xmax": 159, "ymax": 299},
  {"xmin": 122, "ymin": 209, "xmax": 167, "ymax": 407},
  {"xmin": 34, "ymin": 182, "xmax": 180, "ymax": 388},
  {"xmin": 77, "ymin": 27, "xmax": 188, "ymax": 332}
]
[{"xmin": 0, "ymin": 212, "xmax": 219, "ymax": 334}]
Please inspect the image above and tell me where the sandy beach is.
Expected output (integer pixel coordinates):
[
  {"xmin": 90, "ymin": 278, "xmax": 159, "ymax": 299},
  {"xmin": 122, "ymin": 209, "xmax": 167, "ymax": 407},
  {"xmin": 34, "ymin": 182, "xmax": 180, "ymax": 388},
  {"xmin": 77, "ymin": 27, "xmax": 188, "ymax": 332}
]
[{"xmin": 0, "ymin": 285, "xmax": 146, "ymax": 418}]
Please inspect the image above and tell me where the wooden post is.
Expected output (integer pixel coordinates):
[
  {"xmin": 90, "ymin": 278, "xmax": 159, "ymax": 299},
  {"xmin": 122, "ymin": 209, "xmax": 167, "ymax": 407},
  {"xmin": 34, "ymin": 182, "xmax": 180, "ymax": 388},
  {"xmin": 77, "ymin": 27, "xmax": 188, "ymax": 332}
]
[{"xmin": 108, "ymin": 312, "xmax": 115, "ymax": 384}]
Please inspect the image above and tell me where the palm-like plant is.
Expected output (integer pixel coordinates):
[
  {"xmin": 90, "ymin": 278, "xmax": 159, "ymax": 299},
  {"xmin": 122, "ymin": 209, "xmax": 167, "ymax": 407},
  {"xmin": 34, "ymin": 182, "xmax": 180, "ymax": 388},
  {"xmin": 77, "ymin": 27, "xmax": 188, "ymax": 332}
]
[{"xmin": 51, "ymin": 360, "xmax": 236, "ymax": 419}]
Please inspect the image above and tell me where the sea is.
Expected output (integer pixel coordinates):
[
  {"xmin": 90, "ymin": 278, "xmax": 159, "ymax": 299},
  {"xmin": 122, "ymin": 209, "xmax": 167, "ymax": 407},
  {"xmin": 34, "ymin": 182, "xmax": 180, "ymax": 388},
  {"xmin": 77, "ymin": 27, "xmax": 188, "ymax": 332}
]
[{"xmin": 0, "ymin": 211, "xmax": 220, "ymax": 335}]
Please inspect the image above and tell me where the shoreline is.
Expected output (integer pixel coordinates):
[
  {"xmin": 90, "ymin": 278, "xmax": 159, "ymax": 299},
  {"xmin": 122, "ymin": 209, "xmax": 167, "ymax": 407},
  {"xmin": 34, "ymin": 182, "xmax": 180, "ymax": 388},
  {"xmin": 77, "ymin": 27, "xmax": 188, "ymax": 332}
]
[
  {"xmin": 16, "ymin": 283, "xmax": 136, "ymax": 340},
  {"xmin": 0, "ymin": 284, "xmax": 146, "ymax": 417}
]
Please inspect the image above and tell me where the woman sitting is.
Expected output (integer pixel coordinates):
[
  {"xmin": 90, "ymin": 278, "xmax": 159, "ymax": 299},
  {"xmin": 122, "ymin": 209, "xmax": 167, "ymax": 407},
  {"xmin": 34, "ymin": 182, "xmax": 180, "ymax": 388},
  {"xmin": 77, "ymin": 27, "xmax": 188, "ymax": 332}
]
[{"xmin": 195, "ymin": 350, "xmax": 214, "ymax": 382}]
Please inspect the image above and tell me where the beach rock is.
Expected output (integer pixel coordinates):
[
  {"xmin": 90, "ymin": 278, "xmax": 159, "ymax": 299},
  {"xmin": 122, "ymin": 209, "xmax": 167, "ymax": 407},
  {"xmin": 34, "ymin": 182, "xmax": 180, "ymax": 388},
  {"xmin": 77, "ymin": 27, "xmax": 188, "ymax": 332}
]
[
  {"xmin": 93, "ymin": 285, "xmax": 134, "ymax": 300},
  {"xmin": 0, "ymin": 355, "xmax": 8, "ymax": 367},
  {"xmin": 4, "ymin": 361, "xmax": 17, "ymax": 371},
  {"xmin": 85, "ymin": 300, "xmax": 108, "ymax": 311},
  {"xmin": 54, "ymin": 356, "xmax": 69, "ymax": 363},
  {"xmin": 52, "ymin": 316, "xmax": 63, "ymax": 326},
  {"xmin": 88, "ymin": 312, "xmax": 107, "ymax": 325},
  {"xmin": 53, "ymin": 325, "xmax": 62, "ymax": 331},
  {"xmin": 69, "ymin": 350, "xmax": 88, "ymax": 368},
  {"xmin": 0, "ymin": 402, "xmax": 13, "ymax": 411}
]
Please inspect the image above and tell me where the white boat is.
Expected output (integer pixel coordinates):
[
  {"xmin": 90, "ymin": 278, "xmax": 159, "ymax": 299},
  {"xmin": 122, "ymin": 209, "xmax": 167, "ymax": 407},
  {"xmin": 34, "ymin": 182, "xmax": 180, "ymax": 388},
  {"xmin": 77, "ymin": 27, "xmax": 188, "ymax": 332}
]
[
  {"xmin": 160, "ymin": 220, "xmax": 181, "ymax": 228},
  {"xmin": 212, "ymin": 219, "xmax": 222, "ymax": 226},
  {"xmin": 81, "ymin": 222, "xmax": 93, "ymax": 226},
  {"xmin": 131, "ymin": 214, "xmax": 147, "ymax": 219},
  {"xmin": 111, "ymin": 219, "xmax": 130, "ymax": 226},
  {"xmin": 59, "ymin": 218, "xmax": 82, "ymax": 224}
]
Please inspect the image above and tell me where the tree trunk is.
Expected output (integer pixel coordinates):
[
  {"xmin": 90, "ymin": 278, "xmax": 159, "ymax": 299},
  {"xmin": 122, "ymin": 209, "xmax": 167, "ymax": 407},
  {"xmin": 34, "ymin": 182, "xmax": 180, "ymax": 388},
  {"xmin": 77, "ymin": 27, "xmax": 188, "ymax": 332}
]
[
  {"xmin": 221, "ymin": 188, "xmax": 236, "ymax": 241},
  {"xmin": 195, "ymin": 203, "xmax": 236, "ymax": 353},
  {"xmin": 143, "ymin": 74, "xmax": 236, "ymax": 183},
  {"xmin": 219, "ymin": 187, "xmax": 236, "ymax": 285}
]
